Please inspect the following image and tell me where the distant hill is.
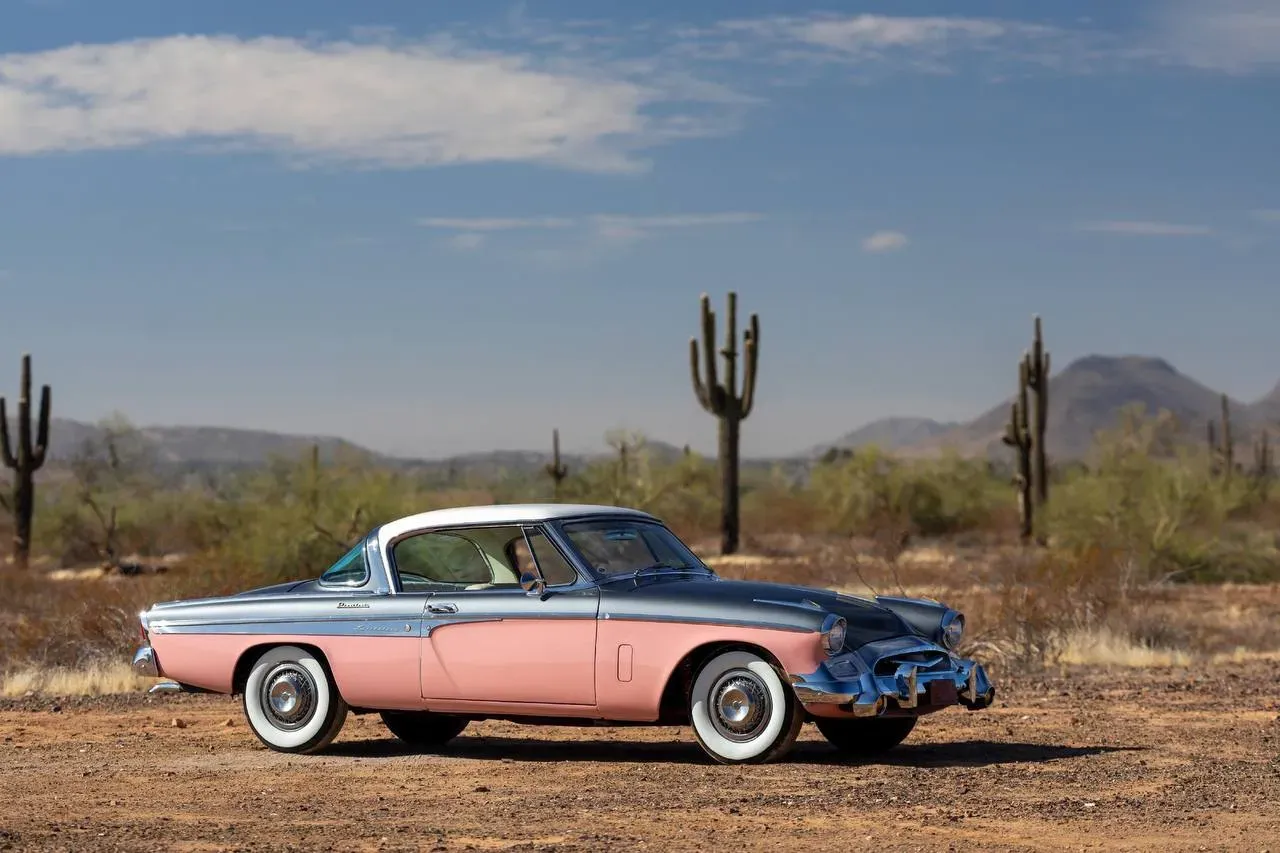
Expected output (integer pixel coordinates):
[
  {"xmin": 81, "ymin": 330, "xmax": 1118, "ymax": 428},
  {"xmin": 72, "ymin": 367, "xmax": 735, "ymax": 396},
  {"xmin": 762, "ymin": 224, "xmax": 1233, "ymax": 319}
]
[
  {"xmin": 811, "ymin": 417, "xmax": 959, "ymax": 456},
  {"xmin": 16, "ymin": 352, "xmax": 1280, "ymax": 476},
  {"xmin": 899, "ymin": 355, "xmax": 1268, "ymax": 460},
  {"xmin": 1248, "ymin": 381, "xmax": 1280, "ymax": 426},
  {"xmin": 812, "ymin": 354, "xmax": 1280, "ymax": 462},
  {"xmin": 31, "ymin": 418, "xmax": 383, "ymax": 468}
]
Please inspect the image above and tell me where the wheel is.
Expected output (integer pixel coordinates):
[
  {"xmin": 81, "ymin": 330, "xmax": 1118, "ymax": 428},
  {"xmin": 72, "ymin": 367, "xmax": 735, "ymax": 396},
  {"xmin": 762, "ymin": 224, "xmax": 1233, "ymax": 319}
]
[
  {"xmin": 815, "ymin": 715, "xmax": 917, "ymax": 756},
  {"xmin": 242, "ymin": 645, "xmax": 348, "ymax": 754},
  {"xmin": 379, "ymin": 711, "xmax": 469, "ymax": 750},
  {"xmin": 688, "ymin": 649, "xmax": 803, "ymax": 765}
]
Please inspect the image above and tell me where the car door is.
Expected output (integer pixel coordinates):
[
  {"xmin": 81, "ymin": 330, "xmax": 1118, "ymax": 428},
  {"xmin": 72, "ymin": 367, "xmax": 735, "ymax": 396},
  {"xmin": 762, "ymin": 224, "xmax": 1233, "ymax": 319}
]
[{"xmin": 389, "ymin": 523, "xmax": 599, "ymax": 706}]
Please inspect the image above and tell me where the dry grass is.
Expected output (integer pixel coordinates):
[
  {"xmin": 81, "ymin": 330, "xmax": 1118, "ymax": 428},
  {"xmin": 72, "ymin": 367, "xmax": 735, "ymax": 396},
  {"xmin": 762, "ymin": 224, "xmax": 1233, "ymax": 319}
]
[
  {"xmin": 1, "ymin": 659, "xmax": 153, "ymax": 697},
  {"xmin": 1056, "ymin": 626, "xmax": 1194, "ymax": 668}
]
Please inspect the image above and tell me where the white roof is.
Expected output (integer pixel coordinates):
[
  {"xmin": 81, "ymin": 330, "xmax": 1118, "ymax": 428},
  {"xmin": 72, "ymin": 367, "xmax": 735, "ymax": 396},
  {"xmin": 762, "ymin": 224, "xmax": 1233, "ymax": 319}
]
[{"xmin": 374, "ymin": 503, "xmax": 659, "ymax": 548}]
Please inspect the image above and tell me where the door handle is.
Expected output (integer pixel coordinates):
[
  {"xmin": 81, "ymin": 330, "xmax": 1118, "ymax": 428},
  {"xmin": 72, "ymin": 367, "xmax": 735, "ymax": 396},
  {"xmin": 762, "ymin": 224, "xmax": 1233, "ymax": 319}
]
[{"xmin": 427, "ymin": 603, "xmax": 458, "ymax": 614}]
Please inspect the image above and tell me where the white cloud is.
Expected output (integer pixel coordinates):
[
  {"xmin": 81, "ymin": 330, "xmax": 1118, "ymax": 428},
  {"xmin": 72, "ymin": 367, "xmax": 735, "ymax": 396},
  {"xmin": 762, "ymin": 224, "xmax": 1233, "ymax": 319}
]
[
  {"xmin": 446, "ymin": 233, "xmax": 486, "ymax": 251},
  {"xmin": 0, "ymin": 33, "xmax": 736, "ymax": 173},
  {"xmin": 862, "ymin": 230, "xmax": 909, "ymax": 252},
  {"xmin": 1077, "ymin": 220, "xmax": 1214, "ymax": 236},
  {"xmin": 420, "ymin": 210, "xmax": 764, "ymax": 246},
  {"xmin": 1143, "ymin": 0, "xmax": 1280, "ymax": 73},
  {"xmin": 1253, "ymin": 209, "xmax": 1280, "ymax": 223},
  {"xmin": 417, "ymin": 216, "xmax": 574, "ymax": 231}
]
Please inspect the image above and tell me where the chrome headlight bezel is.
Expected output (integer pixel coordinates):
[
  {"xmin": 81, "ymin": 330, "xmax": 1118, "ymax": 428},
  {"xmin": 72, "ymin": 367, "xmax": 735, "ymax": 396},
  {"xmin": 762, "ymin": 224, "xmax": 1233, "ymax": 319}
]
[
  {"xmin": 940, "ymin": 610, "xmax": 964, "ymax": 650},
  {"xmin": 820, "ymin": 613, "xmax": 847, "ymax": 656}
]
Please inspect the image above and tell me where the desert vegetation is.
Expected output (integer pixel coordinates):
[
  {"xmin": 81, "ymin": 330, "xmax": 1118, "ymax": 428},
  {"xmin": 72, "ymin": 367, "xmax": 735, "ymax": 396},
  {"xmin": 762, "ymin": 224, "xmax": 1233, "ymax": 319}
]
[{"xmin": 2, "ymin": 302, "xmax": 1279, "ymax": 696}]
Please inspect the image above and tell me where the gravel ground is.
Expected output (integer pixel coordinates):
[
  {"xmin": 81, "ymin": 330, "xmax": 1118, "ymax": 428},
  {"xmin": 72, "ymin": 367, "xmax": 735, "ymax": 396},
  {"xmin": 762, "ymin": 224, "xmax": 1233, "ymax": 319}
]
[{"xmin": 2, "ymin": 660, "xmax": 1279, "ymax": 852}]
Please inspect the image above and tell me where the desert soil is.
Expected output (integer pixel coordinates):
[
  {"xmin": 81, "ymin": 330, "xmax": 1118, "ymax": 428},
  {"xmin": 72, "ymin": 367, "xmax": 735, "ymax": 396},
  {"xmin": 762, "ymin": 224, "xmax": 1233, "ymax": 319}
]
[{"xmin": 1, "ymin": 660, "xmax": 1279, "ymax": 852}]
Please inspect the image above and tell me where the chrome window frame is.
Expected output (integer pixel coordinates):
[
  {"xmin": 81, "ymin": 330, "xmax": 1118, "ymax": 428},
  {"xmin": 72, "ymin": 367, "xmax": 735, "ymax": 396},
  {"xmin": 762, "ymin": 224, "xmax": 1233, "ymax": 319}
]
[
  {"xmin": 316, "ymin": 537, "xmax": 374, "ymax": 590},
  {"xmin": 520, "ymin": 523, "xmax": 586, "ymax": 588}
]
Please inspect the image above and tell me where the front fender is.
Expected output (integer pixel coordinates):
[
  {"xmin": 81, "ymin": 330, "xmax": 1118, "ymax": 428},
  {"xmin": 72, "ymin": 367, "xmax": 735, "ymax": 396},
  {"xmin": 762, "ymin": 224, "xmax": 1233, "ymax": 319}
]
[{"xmin": 593, "ymin": 618, "xmax": 826, "ymax": 721}]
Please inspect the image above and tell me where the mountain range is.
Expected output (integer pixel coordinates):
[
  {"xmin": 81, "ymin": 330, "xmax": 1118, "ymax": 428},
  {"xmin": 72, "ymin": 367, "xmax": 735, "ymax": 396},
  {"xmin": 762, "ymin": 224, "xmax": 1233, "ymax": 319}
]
[{"xmin": 13, "ymin": 354, "xmax": 1279, "ymax": 476}]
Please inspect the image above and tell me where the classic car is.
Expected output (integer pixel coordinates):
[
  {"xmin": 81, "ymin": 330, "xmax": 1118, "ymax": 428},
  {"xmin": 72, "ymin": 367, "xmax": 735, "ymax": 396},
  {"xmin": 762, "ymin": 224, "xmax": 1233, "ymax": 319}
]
[{"xmin": 132, "ymin": 503, "xmax": 995, "ymax": 764}]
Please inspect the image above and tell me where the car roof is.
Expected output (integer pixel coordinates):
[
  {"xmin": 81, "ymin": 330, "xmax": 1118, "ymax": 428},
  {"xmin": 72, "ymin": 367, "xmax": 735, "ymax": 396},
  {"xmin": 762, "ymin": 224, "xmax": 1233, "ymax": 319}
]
[{"xmin": 374, "ymin": 503, "xmax": 661, "ymax": 544}]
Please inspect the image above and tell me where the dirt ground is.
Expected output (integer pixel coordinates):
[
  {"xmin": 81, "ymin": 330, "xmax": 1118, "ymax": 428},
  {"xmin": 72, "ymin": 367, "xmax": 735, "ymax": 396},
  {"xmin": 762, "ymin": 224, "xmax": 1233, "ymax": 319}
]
[{"xmin": 1, "ymin": 660, "xmax": 1278, "ymax": 853}]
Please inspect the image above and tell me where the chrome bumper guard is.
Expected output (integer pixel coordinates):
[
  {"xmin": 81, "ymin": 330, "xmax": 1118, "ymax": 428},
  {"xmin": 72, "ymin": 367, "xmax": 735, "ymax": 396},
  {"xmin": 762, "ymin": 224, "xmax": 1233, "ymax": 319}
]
[
  {"xmin": 132, "ymin": 645, "xmax": 160, "ymax": 678},
  {"xmin": 789, "ymin": 639, "xmax": 996, "ymax": 717}
]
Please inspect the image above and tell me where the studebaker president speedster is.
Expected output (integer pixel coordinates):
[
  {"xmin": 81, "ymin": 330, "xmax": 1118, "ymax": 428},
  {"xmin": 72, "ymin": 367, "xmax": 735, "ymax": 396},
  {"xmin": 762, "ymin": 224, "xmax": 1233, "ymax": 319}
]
[{"xmin": 132, "ymin": 503, "xmax": 995, "ymax": 764}]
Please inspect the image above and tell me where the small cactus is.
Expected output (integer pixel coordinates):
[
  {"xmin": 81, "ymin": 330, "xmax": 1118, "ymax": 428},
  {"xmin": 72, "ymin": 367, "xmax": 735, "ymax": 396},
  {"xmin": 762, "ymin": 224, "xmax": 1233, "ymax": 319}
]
[
  {"xmin": 544, "ymin": 428, "xmax": 569, "ymax": 500},
  {"xmin": 1207, "ymin": 394, "xmax": 1236, "ymax": 480}
]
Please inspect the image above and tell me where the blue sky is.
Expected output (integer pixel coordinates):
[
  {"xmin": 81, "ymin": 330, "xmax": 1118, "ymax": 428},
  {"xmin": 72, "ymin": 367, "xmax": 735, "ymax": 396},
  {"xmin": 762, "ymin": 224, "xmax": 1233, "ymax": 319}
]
[{"xmin": 0, "ymin": 0, "xmax": 1277, "ymax": 458}]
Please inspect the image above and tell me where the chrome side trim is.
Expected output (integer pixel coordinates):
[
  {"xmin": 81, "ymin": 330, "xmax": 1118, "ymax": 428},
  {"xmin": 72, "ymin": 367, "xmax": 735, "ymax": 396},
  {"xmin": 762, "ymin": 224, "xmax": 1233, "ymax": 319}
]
[
  {"xmin": 132, "ymin": 645, "xmax": 159, "ymax": 677},
  {"xmin": 600, "ymin": 612, "xmax": 811, "ymax": 633},
  {"xmin": 145, "ymin": 612, "xmax": 598, "ymax": 637}
]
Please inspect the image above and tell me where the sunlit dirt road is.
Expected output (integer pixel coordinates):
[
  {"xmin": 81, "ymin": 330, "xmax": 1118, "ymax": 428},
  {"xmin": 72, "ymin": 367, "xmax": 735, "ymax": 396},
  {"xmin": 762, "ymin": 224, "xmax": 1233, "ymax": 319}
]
[{"xmin": 2, "ymin": 661, "xmax": 1278, "ymax": 852}]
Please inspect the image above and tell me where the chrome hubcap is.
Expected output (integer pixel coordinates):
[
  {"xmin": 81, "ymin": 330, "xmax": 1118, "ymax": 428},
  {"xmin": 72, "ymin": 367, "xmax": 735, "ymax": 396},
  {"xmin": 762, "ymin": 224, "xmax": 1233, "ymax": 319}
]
[
  {"xmin": 261, "ymin": 666, "xmax": 315, "ymax": 730},
  {"xmin": 710, "ymin": 671, "xmax": 769, "ymax": 742}
]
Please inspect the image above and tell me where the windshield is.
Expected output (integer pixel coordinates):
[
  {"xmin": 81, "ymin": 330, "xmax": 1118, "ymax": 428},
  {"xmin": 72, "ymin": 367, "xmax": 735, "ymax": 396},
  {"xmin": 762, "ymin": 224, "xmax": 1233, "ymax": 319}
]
[{"xmin": 557, "ymin": 519, "xmax": 713, "ymax": 577}]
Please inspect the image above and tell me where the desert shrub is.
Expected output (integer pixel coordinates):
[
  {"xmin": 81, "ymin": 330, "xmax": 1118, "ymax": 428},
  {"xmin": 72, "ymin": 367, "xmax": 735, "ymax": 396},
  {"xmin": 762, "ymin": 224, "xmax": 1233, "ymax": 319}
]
[
  {"xmin": 809, "ymin": 446, "xmax": 1008, "ymax": 539},
  {"xmin": 1043, "ymin": 407, "xmax": 1273, "ymax": 583}
]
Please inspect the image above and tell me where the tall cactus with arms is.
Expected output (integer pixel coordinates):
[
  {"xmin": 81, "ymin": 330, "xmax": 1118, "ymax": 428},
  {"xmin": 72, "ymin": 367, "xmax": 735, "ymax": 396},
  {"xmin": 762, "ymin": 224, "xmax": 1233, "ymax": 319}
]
[
  {"xmin": 0, "ymin": 354, "xmax": 52, "ymax": 570},
  {"xmin": 690, "ymin": 291, "xmax": 759, "ymax": 555}
]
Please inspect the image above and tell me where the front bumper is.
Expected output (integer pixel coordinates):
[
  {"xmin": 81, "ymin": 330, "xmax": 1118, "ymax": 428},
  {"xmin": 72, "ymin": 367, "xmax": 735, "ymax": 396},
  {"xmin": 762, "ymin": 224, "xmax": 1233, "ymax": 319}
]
[{"xmin": 789, "ymin": 636, "xmax": 996, "ymax": 717}]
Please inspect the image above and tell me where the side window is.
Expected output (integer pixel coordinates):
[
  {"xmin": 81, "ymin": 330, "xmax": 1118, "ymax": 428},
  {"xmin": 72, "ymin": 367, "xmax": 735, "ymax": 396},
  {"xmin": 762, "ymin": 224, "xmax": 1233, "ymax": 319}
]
[
  {"xmin": 526, "ymin": 528, "xmax": 579, "ymax": 586},
  {"xmin": 320, "ymin": 542, "xmax": 368, "ymax": 586},
  {"xmin": 390, "ymin": 526, "xmax": 529, "ymax": 591}
]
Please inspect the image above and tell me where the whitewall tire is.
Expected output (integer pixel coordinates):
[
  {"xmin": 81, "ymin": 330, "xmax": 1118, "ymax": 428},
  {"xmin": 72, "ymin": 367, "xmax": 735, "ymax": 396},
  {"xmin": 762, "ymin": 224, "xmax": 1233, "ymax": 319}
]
[
  {"xmin": 689, "ymin": 649, "xmax": 803, "ymax": 764},
  {"xmin": 242, "ymin": 645, "xmax": 348, "ymax": 754}
]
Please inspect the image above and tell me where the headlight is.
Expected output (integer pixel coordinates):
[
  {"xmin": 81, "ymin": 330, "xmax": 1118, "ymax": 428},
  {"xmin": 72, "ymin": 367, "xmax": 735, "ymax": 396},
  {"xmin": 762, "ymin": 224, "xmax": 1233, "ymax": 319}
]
[
  {"xmin": 820, "ymin": 614, "xmax": 847, "ymax": 655},
  {"xmin": 940, "ymin": 610, "xmax": 964, "ymax": 650}
]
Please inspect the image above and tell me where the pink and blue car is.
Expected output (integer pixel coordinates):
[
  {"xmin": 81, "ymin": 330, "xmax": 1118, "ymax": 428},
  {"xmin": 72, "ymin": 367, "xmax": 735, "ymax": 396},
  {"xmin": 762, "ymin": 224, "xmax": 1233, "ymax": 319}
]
[{"xmin": 132, "ymin": 504, "xmax": 995, "ymax": 764}]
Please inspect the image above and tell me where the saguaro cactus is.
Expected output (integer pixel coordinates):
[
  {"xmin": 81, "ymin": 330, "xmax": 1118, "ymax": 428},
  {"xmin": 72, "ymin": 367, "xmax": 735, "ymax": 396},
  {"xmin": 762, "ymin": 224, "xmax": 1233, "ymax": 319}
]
[
  {"xmin": 0, "ymin": 354, "xmax": 52, "ymax": 570},
  {"xmin": 1002, "ymin": 359, "xmax": 1034, "ymax": 542},
  {"xmin": 1002, "ymin": 317, "xmax": 1050, "ymax": 544},
  {"xmin": 1026, "ymin": 316, "xmax": 1050, "ymax": 512},
  {"xmin": 545, "ymin": 428, "xmax": 569, "ymax": 500},
  {"xmin": 690, "ymin": 291, "xmax": 759, "ymax": 555},
  {"xmin": 1208, "ymin": 394, "xmax": 1235, "ymax": 480}
]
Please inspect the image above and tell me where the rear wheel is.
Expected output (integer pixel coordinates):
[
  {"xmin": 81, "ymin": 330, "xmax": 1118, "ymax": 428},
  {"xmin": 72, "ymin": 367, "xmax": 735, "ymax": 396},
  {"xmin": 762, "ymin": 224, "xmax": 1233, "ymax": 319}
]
[
  {"xmin": 380, "ymin": 711, "xmax": 469, "ymax": 750},
  {"xmin": 242, "ymin": 645, "xmax": 348, "ymax": 754},
  {"xmin": 815, "ymin": 716, "xmax": 917, "ymax": 757},
  {"xmin": 688, "ymin": 649, "xmax": 803, "ymax": 765}
]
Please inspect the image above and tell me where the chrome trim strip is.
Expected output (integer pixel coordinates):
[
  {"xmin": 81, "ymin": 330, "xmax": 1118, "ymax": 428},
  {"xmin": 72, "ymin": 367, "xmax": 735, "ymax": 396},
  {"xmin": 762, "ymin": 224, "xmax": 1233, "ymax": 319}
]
[
  {"xmin": 132, "ymin": 645, "xmax": 159, "ymax": 677},
  {"xmin": 600, "ymin": 612, "xmax": 812, "ymax": 633},
  {"xmin": 146, "ymin": 612, "xmax": 598, "ymax": 637}
]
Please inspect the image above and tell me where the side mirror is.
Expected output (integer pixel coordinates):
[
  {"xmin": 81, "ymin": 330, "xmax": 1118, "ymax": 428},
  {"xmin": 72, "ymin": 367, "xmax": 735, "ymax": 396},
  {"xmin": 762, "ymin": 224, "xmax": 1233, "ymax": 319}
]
[{"xmin": 520, "ymin": 572, "xmax": 546, "ymax": 595}]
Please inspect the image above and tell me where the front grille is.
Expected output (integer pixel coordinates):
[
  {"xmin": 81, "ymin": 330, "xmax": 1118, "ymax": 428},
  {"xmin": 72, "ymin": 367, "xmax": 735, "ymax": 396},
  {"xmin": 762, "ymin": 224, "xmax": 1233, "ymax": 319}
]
[{"xmin": 874, "ymin": 652, "xmax": 949, "ymax": 676}]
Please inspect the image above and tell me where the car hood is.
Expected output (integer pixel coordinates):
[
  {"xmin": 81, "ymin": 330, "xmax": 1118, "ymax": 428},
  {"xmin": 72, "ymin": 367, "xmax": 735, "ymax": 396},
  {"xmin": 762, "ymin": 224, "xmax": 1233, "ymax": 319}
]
[{"xmin": 596, "ymin": 574, "xmax": 919, "ymax": 650}]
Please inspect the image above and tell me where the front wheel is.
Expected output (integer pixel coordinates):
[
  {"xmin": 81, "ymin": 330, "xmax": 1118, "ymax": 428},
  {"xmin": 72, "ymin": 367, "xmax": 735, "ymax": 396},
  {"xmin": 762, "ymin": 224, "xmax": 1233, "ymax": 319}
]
[
  {"xmin": 688, "ymin": 649, "xmax": 803, "ymax": 764},
  {"xmin": 242, "ymin": 645, "xmax": 348, "ymax": 754},
  {"xmin": 380, "ymin": 711, "xmax": 469, "ymax": 750},
  {"xmin": 815, "ymin": 716, "xmax": 917, "ymax": 757}
]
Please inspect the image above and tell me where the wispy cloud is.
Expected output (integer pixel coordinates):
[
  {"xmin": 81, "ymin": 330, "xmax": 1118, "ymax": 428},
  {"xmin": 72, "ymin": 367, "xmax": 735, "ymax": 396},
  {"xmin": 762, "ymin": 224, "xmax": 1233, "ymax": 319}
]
[
  {"xmin": 1142, "ymin": 0, "xmax": 1280, "ymax": 74},
  {"xmin": 417, "ymin": 217, "xmax": 575, "ymax": 231},
  {"xmin": 419, "ymin": 210, "xmax": 765, "ymax": 247},
  {"xmin": 1253, "ymin": 209, "xmax": 1280, "ymax": 223},
  {"xmin": 862, "ymin": 230, "xmax": 909, "ymax": 252},
  {"xmin": 446, "ymin": 233, "xmax": 486, "ymax": 251},
  {"xmin": 0, "ymin": 33, "xmax": 740, "ymax": 173},
  {"xmin": 1076, "ymin": 220, "xmax": 1215, "ymax": 236}
]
